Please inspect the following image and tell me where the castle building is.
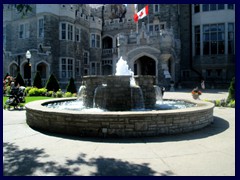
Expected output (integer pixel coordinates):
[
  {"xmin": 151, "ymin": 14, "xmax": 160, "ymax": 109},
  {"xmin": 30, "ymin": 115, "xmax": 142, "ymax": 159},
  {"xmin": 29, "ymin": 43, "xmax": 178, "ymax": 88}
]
[{"xmin": 3, "ymin": 4, "xmax": 235, "ymax": 89}]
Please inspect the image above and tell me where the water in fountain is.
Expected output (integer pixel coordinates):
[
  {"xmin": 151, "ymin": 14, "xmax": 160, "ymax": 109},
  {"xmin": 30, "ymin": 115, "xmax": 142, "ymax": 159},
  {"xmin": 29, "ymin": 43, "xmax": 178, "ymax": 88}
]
[
  {"xmin": 77, "ymin": 85, "xmax": 86, "ymax": 100},
  {"xmin": 115, "ymin": 56, "xmax": 136, "ymax": 87},
  {"xmin": 154, "ymin": 85, "xmax": 163, "ymax": 104},
  {"xmin": 93, "ymin": 84, "xmax": 107, "ymax": 109}
]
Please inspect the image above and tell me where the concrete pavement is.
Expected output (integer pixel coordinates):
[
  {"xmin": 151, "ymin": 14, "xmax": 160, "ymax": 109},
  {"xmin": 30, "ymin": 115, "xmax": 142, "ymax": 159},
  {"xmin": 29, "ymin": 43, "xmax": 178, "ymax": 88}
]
[{"xmin": 3, "ymin": 89, "xmax": 235, "ymax": 176}]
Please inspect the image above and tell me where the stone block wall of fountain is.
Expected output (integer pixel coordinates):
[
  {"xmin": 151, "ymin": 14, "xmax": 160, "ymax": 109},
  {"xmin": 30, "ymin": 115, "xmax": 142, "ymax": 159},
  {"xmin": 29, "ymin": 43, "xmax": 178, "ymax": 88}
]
[{"xmin": 81, "ymin": 75, "xmax": 156, "ymax": 111}]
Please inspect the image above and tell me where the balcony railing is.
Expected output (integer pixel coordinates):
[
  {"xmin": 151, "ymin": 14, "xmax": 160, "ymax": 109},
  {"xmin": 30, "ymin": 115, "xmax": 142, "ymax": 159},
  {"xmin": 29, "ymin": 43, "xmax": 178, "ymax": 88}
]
[{"xmin": 102, "ymin": 48, "xmax": 118, "ymax": 57}]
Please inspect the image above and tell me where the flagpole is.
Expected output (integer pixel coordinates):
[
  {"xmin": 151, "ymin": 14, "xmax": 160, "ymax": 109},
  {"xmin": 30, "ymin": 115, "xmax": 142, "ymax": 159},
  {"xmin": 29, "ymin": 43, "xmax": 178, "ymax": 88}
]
[{"xmin": 135, "ymin": 4, "xmax": 138, "ymax": 34}]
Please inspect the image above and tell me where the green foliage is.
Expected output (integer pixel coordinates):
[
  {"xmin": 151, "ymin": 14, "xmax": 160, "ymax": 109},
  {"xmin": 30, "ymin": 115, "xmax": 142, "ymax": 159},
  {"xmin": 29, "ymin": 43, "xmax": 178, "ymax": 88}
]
[
  {"xmin": 227, "ymin": 77, "xmax": 235, "ymax": 102},
  {"xmin": 66, "ymin": 77, "xmax": 77, "ymax": 94},
  {"xmin": 65, "ymin": 92, "xmax": 73, "ymax": 97},
  {"xmin": 45, "ymin": 74, "xmax": 60, "ymax": 92},
  {"xmin": 56, "ymin": 89, "xmax": 64, "ymax": 98},
  {"xmin": 25, "ymin": 86, "xmax": 32, "ymax": 95},
  {"xmin": 27, "ymin": 87, "xmax": 47, "ymax": 96},
  {"xmin": 38, "ymin": 88, "xmax": 47, "ymax": 96},
  {"xmin": 15, "ymin": 72, "xmax": 25, "ymax": 86},
  {"xmin": 5, "ymin": 86, "xmax": 11, "ymax": 95},
  {"xmin": 215, "ymin": 100, "xmax": 221, "ymax": 107},
  {"xmin": 46, "ymin": 91, "xmax": 54, "ymax": 97},
  {"xmin": 227, "ymin": 100, "xmax": 235, "ymax": 108},
  {"xmin": 16, "ymin": 4, "xmax": 32, "ymax": 16},
  {"xmin": 33, "ymin": 72, "xmax": 42, "ymax": 88}
]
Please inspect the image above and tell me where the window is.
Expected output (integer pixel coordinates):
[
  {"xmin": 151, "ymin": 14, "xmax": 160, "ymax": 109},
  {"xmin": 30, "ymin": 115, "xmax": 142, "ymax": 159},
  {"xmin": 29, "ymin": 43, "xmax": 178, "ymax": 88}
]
[
  {"xmin": 218, "ymin": 4, "xmax": 225, "ymax": 10},
  {"xmin": 202, "ymin": 4, "xmax": 226, "ymax": 11},
  {"xmin": 228, "ymin": 23, "xmax": 235, "ymax": 54},
  {"xmin": 84, "ymin": 52, "xmax": 89, "ymax": 65},
  {"xmin": 76, "ymin": 60, "xmax": 81, "ymax": 76},
  {"xmin": 90, "ymin": 33, "xmax": 101, "ymax": 48},
  {"xmin": 84, "ymin": 68, "xmax": 88, "ymax": 76},
  {"xmin": 202, "ymin": 4, "xmax": 209, "ymax": 11},
  {"xmin": 38, "ymin": 18, "xmax": 44, "ymax": 38},
  {"xmin": 206, "ymin": 69, "xmax": 212, "ymax": 77},
  {"xmin": 60, "ymin": 22, "xmax": 74, "ymax": 41},
  {"xmin": 91, "ymin": 34, "xmax": 95, "ymax": 47},
  {"xmin": 194, "ymin": 26, "xmax": 200, "ymax": 55},
  {"xmin": 154, "ymin": 4, "xmax": 160, "ymax": 13},
  {"xmin": 210, "ymin": 4, "xmax": 217, "ymax": 11},
  {"xmin": 68, "ymin": 24, "xmax": 73, "ymax": 40},
  {"xmin": 228, "ymin": 4, "xmax": 234, "ymax": 9},
  {"xmin": 91, "ymin": 62, "xmax": 101, "ymax": 75},
  {"xmin": 149, "ymin": 23, "xmax": 165, "ymax": 33},
  {"xmin": 61, "ymin": 23, "xmax": 66, "ymax": 40},
  {"xmin": 194, "ymin": 4, "xmax": 200, "ymax": 13},
  {"xmin": 60, "ymin": 58, "xmax": 74, "ymax": 78},
  {"xmin": 203, "ymin": 23, "xmax": 225, "ymax": 55},
  {"xmin": 75, "ymin": 27, "xmax": 80, "ymax": 42},
  {"xmin": 19, "ymin": 23, "xmax": 29, "ymax": 39}
]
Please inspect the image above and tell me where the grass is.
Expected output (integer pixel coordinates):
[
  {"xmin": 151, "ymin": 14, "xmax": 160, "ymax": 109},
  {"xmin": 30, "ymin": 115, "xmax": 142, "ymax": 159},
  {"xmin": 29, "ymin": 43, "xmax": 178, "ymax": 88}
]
[{"xmin": 3, "ymin": 96, "xmax": 54, "ymax": 108}]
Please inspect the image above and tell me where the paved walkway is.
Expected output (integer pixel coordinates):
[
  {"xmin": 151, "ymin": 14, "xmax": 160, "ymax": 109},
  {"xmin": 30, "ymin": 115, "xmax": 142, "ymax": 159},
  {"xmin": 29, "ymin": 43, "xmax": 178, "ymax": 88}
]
[{"xmin": 3, "ymin": 89, "xmax": 235, "ymax": 176}]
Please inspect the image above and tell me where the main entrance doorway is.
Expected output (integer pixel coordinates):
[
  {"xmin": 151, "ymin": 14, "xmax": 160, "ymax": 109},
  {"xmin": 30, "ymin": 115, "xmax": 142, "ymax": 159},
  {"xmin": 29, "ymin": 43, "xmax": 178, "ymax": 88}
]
[{"xmin": 134, "ymin": 56, "xmax": 156, "ymax": 76}]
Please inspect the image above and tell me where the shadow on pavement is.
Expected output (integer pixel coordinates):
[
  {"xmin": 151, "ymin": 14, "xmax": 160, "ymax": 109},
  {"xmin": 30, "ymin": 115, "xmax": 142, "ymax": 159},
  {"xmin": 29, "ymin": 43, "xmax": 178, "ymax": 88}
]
[{"xmin": 3, "ymin": 142, "xmax": 163, "ymax": 176}]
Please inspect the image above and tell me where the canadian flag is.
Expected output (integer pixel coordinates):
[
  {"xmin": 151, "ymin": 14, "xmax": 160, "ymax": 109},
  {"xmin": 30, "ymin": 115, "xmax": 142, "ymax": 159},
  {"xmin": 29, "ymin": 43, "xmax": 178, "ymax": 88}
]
[{"xmin": 134, "ymin": 5, "xmax": 149, "ymax": 22}]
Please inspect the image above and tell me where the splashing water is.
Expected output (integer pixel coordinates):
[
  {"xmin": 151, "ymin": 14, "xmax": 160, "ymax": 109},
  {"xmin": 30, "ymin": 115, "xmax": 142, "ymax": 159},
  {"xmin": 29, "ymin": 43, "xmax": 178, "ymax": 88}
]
[{"xmin": 115, "ymin": 56, "xmax": 136, "ymax": 87}]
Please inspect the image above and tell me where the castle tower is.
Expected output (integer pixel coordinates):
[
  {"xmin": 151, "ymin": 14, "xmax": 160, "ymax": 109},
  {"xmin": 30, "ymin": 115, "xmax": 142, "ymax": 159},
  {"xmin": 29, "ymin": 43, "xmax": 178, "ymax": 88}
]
[{"xmin": 125, "ymin": 4, "xmax": 136, "ymax": 19}]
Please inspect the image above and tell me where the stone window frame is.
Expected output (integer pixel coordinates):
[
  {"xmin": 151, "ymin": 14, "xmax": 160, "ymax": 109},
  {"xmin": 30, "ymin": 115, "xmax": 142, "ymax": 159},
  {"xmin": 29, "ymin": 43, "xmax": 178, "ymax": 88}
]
[
  {"xmin": 75, "ymin": 26, "xmax": 81, "ymax": 42},
  {"xmin": 59, "ymin": 57, "xmax": 75, "ymax": 78},
  {"xmin": 38, "ymin": 17, "xmax": 44, "ymax": 38},
  {"xmin": 90, "ymin": 33, "xmax": 101, "ymax": 48},
  {"xmin": 59, "ymin": 22, "xmax": 74, "ymax": 41},
  {"xmin": 90, "ymin": 62, "xmax": 101, "ymax": 75},
  {"xmin": 202, "ymin": 4, "xmax": 226, "ymax": 12},
  {"xmin": 75, "ymin": 59, "xmax": 81, "ymax": 77},
  {"xmin": 228, "ymin": 23, "xmax": 235, "ymax": 54},
  {"xmin": 202, "ymin": 23, "xmax": 225, "ymax": 55},
  {"xmin": 153, "ymin": 4, "xmax": 160, "ymax": 13},
  {"xmin": 148, "ymin": 22, "xmax": 166, "ymax": 33},
  {"xmin": 83, "ymin": 51, "xmax": 89, "ymax": 65},
  {"xmin": 19, "ymin": 22, "xmax": 30, "ymax": 39}
]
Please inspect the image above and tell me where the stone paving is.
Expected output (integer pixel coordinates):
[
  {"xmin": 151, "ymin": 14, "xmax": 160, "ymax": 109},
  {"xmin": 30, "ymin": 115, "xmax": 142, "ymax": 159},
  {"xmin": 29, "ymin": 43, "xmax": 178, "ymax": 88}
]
[{"xmin": 3, "ymin": 89, "xmax": 235, "ymax": 176}]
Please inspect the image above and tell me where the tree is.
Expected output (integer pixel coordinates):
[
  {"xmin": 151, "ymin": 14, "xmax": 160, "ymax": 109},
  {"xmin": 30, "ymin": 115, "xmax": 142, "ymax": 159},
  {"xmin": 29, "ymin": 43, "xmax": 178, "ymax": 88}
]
[
  {"xmin": 33, "ymin": 72, "xmax": 42, "ymax": 88},
  {"xmin": 15, "ymin": 4, "xmax": 32, "ymax": 16},
  {"xmin": 15, "ymin": 72, "xmax": 25, "ymax": 86},
  {"xmin": 66, "ymin": 77, "xmax": 77, "ymax": 94},
  {"xmin": 227, "ymin": 77, "xmax": 235, "ymax": 102},
  {"xmin": 45, "ymin": 74, "xmax": 60, "ymax": 92}
]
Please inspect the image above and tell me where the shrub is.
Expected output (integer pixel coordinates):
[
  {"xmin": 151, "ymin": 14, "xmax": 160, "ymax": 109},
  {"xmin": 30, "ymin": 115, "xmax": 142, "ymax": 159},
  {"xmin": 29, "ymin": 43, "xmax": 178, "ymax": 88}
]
[
  {"xmin": 56, "ymin": 89, "xmax": 64, "ymax": 98},
  {"xmin": 28, "ymin": 87, "xmax": 40, "ymax": 96},
  {"xmin": 45, "ymin": 74, "xmax": 60, "ymax": 92},
  {"xmin": 227, "ymin": 77, "xmax": 235, "ymax": 102},
  {"xmin": 38, "ymin": 88, "xmax": 47, "ymax": 96},
  {"xmin": 33, "ymin": 72, "xmax": 42, "ymax": 88},
  {"xmin": 227, "ymin": 100, "xmax": 235, "ymax": 108},
  {"xmin": 46, "ymin": 91, "xmax": 54, "ymax": 97},
  {"xmin": 15, "ymin": 72, "xmax": 25, "ymax": 86},
  {"xmin": 66, "ymin": 77, "xmax": 77, "ymax": 94},
  {"xmin": 215, "ymin": 99, "xmax": 221, "ymax": 107},
  {"xmin": 25, "ymin": 86, "xmax": 32, "ymax": 95},
  {"xmin": 65, "ymin": 92, "xmax": 73, "ymax": 97}
]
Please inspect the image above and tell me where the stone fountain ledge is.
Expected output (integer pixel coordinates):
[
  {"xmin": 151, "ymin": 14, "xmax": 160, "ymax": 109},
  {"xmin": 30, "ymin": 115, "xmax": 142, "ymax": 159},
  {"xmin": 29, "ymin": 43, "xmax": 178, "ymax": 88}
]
[{"xmin": 25, "ymin": 98, "xmax": 215, "ymax": 137}]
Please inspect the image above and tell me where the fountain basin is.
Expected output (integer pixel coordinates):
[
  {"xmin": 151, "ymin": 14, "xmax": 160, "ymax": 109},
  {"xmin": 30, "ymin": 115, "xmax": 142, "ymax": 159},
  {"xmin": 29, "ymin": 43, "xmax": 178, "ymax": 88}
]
[{"xmin": 25, "ymin": 98, "xmax": 214, "ymax": 137}]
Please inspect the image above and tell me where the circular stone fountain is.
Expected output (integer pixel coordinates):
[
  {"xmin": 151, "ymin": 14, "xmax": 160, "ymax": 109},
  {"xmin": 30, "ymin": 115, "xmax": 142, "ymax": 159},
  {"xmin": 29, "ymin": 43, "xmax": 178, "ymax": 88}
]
[{"xmin": 25, "ymin": 57, "xmax": 214, "ymax": 138}]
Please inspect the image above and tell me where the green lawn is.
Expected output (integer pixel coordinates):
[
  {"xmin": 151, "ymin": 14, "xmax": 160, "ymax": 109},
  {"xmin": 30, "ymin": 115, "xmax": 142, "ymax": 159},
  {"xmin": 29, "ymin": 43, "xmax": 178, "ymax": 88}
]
[{"xmin": 3, "ymin": 96, "xmax": 54, "ymax": 107}]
